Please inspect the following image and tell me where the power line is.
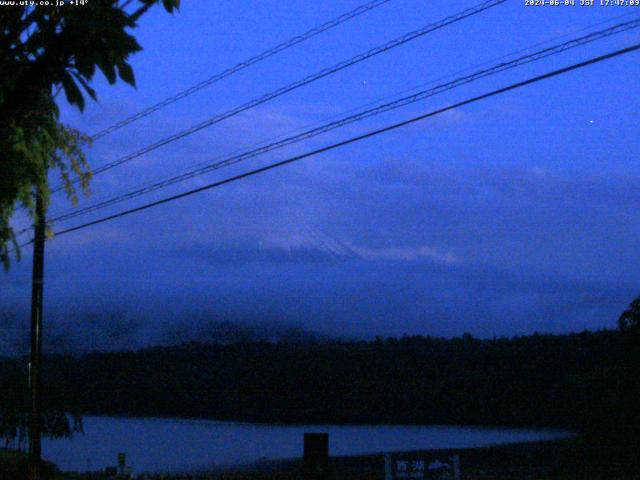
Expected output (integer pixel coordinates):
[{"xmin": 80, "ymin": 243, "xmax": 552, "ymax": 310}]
[
  {"xmin": 47, "ymin": 12, "xmax": 640, "ymax": 222},
  {"xmin": 16, "ymin": 0, "xmax": 506, "ymax": 236},
  {"xmin": 48, "ymin": 42, "xmax": 640, "ymax": 240},
  {"xmin": 16, "ymin": 12, "xmax": 640, "ymax": 237},
  {"xmin": 40, "ymin": 9, "xmax": 638, "ymax": 223},
  {"xmin": 48, "ymin": 18, "xmax": 640, "ymax": 224},
  {"xmin": 51, "ymin": 0, "xmax": 506, "ymax": 193},
  {"xmin": 11, "ymin": 0, "xmax": 469, "ymax": 238},
  {"xmin": 90, "ymin": 0, "xmax": 393, "ymax": 141}
]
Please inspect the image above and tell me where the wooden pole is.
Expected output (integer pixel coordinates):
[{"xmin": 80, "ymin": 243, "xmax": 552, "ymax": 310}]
[{"xmin": 28, "ymin": 187, "xmax": 46, "ymax": 480}]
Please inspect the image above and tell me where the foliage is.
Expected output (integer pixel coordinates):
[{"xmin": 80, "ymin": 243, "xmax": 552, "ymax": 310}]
[
  {"xmin": 0, "ymin": 449, "xmax": 58, "ymax": 480},
  {"xmin": 0, "ymin": 0, "xmax": 180, "ymax": 269},
  {"xmin": 0, "ymin": 360, "xmax": 82, "ymax": 451},
  {"xmin": 7, "ymin": 329, "xmax": 634, "ymax": 436},
  {"xmin": 0, "ymin": 0, "xmax": 180, "ymax": 449},
  {"xmin": 618, "ymin": 296, "xmax": 640, "ymax": 333}
]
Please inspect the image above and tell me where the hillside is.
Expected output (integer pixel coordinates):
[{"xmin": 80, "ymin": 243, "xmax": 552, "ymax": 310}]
[{"xmin": 0, "ymin": 329, "xmax": 633, "ymax": 435}]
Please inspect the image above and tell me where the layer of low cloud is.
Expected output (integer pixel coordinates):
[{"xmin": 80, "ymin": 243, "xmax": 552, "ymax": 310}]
[
  {"xmin": 5, "ymin": 69, "xmax": 639, "ymax": 358},
  {"xmin": 4, "ymin": 159, "xmax": 638, "ymax": 357}
]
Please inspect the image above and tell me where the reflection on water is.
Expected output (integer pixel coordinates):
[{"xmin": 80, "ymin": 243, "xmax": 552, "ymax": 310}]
[{"xmin": 43, "ymin": 416, "xmax": 569, "ymax": 473}]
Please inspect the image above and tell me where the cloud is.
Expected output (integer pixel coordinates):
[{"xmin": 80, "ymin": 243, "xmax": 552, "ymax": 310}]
[
  {"xmin": 6, "ymin": 135, "xmax": 640, "ymax": 350},
  {"xmin": 351, "ymin": 244, "xmax": 461, "ymax": 265},
  {"xmin": 171, "ymin": 226, "xmax": 462, "ymax": 268},
  {"xmin": 0, "ymin": 247, "xmax": 632, "ymax": 356}
]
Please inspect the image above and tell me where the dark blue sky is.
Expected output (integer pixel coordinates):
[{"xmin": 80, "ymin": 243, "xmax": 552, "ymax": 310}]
[{"xmin": 3, "ymin": 0, "xmax": 640, "ymax": 353}]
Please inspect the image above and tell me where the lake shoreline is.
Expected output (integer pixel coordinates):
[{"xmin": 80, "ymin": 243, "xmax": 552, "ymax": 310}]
[
  {"xmin": 213, "ymin": 436, "xmax": 637, "ymax": 480},
  {"xmin": 41, "ymin": 416, "xmax": 570, "ymax": 473},
  {"xmin": 46, "ymin": 436, "xmax": 639, "ymax": 479},
  {"xmin": 78, "ymin": 411, "xmax": 574, "ymax": 431}
]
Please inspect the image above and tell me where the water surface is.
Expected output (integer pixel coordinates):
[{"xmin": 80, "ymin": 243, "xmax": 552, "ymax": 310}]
[{"xmin": 42, "ymin": 416, "xmax": 569, "ymax": 473}]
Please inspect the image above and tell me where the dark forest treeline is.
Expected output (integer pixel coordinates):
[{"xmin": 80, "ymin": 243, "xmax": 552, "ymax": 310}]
[{"xmin": 2, "ymin": 330, "xmax": 639, "ymax": 437}]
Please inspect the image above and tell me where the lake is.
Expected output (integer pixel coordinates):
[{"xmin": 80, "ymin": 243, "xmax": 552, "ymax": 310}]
[{"xmin": 42, "ymin": 416, "xmax": 570, "ymax": 473}]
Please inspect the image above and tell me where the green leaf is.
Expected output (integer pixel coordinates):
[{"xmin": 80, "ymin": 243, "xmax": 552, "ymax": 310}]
[
  {"xmin": 162, "ymin": 0, "xmax": 180, "ymax": 13},
  {"xmin": 60, "ymin": 71, "xmax": 85, "ymax": 111},
  {"xmin": 97, "ymin": 58, "xmax": 117, "ymax": 84},
  {"xmin": 71, "ymin": 71, "xmax": 97, "ymax": 101},
  {"xmin": 0, "ymin": 0, "xmax": 179, "ymax": 269},
  {"xmin": 117, "ymin": 62, "xmax": 135, "ymax": 87}
]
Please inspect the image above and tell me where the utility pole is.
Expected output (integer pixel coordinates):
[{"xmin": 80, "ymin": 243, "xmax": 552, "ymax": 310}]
[{"xmin": 28, "ymin": 187, "xmax": 46, "ymax": 480}]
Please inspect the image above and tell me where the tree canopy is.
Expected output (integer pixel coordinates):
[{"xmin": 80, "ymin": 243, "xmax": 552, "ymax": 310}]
[
  {"xmin": 0, "ymin": 0, "xmax": 180, "ymax": 269},
  {"xmin": 619, "ymin": 296, "xmax": 640, "ymax": 334},
  {"xmin": 1, "ymin": 329, "xmax": 628, "ymax": 436}
]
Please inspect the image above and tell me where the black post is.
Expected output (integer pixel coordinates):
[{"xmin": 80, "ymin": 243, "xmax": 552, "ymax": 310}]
[
  {"xmin": 303, "ymin": 433, "xmax": 329, "ymax": 480},
  {"xmin": 28, "ymin": 188, "xmax": 46, "ymax": 480}
]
